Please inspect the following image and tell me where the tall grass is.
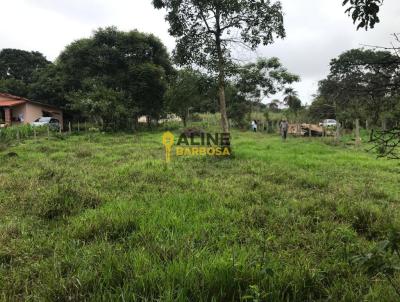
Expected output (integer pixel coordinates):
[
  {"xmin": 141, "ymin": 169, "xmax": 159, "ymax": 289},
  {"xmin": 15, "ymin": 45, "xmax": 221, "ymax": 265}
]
[{"xmin": 0, "ymin": 131, "xmax": 399, "ymax": 301}]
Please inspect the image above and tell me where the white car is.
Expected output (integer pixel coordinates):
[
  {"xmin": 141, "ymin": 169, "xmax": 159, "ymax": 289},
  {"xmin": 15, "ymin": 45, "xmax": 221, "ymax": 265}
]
[
  {"xmin": 32, "ymin": 117, "xmax": 61, "ymax": 130},
  {"xmin": 319, "ymin": 119, "xmax": 337, "ymax": 128}
]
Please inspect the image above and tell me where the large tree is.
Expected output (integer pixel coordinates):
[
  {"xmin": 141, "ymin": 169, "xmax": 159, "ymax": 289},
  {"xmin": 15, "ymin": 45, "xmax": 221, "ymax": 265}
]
[
  {"xmin": 28, "ymin": 64, "xmax": 67, "ymax": 108},
  {"xmin": 57, "ymin": 27, "xmax": 174, "ymax": 124},
  {"xmin": 153, "ymin": 0, "xmax": 285, "ymax": 135},
  {"xmin": 0, "ymin": 48, "xmax": 50, "ymax": 96},
  {"xmin": 316, "ymin": 49, "xmax": 400, "ymax": 125}
]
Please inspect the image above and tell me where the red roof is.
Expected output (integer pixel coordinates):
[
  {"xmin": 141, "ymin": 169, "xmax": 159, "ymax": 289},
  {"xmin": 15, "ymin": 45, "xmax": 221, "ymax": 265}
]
[
  {"xmin": 0, "ymin": 99, "xmax": 26, "ymax": 107},
  {"xmin": 0, "ymin": 93, "xmax": 60, "ymax": 110},
  {"xmin": 0, "ymin": 93, "xmax": 29, "ymax": 107}
]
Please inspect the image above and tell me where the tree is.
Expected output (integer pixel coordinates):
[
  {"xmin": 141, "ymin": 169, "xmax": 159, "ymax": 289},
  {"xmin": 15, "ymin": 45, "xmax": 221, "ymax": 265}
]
[
  {"xmin": 317, "ymin": 49, "xmax": 400, "ymax": 126},
  {"xmin": 283, "ymin": 88, "xmax": 302, "ymax": 115},
  {"xmin": 226, "ymin": 85, "xmax": 250, "ymax": 129},
  {"xmin": 235, "ymin": 58, "xmax": 300, "ymax": 103},
  {"xmin": 153, "ymin": 0, "xmax": 286, "ymax": 135},
  {"xmin": 0, "ymin": 48, "xmax": 50, "ymax": 97},
  {"xmin": 0, "ymin": 78, "xmax": 29, "ymax": 96},
  {"xmin": 0, "ymin": 49, "xmax": 50, "ymax": 83},
  {"xmin": 58, "ymin": 27, "xmax": 174, "ymax": 124},
  {"xmin": 67, "ymin": 80, "xmax": 128, "ymax": 130},
  {"xmin": 28, "ymin": 64, "xmax": 67, "ymax": 108},
  {"xmin": 309, "ymin": 96, "xmax": 336, "ymax": 122},
  {"xmin": 342, "ymin": 0, "xmax": 384, "ymax": 30},
  {"xmin": 268, "ymin": 99, "xmax": 281, "ymax": 112},
  {"xmin": 165, "ymin": 69, "xmax": 204, "ymax": 126}
]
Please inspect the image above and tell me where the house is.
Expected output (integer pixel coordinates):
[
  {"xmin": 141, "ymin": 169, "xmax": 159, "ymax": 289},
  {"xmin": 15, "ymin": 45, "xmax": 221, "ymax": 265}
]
[{"xmin": 0, "ymin": 93, "xmax": 63, "ymax": 128}]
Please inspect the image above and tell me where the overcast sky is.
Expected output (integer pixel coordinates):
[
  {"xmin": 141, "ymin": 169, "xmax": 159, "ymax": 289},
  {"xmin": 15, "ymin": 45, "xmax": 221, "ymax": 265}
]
[{"xmin": 0, "ymin": 0, "xmax": 399, "ymax": 104}]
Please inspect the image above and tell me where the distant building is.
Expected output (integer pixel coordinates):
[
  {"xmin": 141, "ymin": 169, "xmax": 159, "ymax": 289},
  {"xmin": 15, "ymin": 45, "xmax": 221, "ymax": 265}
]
[{"xmin": 0, "ymin": 93, "xmax": 63, "ymax": 128}]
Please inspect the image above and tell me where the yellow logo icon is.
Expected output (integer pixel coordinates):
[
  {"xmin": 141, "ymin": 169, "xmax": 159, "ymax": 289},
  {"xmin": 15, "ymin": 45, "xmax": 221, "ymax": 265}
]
[{"xmin": 162, "ymin": 132, "xmax": 175, "ymax": 163}]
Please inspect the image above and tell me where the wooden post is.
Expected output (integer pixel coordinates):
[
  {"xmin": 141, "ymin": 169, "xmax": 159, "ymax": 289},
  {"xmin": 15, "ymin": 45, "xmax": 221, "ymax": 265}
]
[
  {"xmin": 309, "ymin": 124, "xmax": 312, "ymax": 137},
  {"xmin": 365, "ymin": 120, "xmax": 369, "ymax": 130},
  {"xmin": 16, "ymin": 129, "xmax": 20, "ymax": 141},
  {"xmin": 335, "ymin": 121, "xmax": 340, "ymax": 142},
  {"xmin": 78, "ymin": 121, "xmax": 80, "ymax": 132},
  {"xmin": 47, "ymin": 126, "xmax": 50, "ymax": 140},
  {"xmin": 33, "ymin": 127, "xmax": 37, "ymax": 140},
  {"xmin": 85, "ymin": 121, "xmax": 87, "ymax": 132},
  {"xmin": 382, "ymin": 118, "xmax": 387, "ymax": 131},
  {"xmin": 355, "ymin": 119, "xmax": 361, "ymax": 147},
  {"xmin": 68, "ymin": 122, "xmax": 72, "ymax": 134}
]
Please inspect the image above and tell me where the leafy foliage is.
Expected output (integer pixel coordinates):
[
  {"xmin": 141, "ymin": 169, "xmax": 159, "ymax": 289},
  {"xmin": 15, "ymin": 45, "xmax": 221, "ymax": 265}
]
[
  {"xmin": 234, "ymin": 58, "xmax": 300, "ymax": 102},
  {"xmin": 0, "ymin": 49, "xmax": 50, "ymax": 96},
  {"xmin": 67, "ymin": 81, "xmax": 129, "ymax": 130},
  {"xmin": 58, "ymin": 27, "xmax": 173, "ymax": 125},
  {"xmin": 314, "ymin": 49, "xmax": 400, "ymax": 125},
  {"xmin": 153, "ymin": 0, "xmax": 286, "ymax": 133},
  {"xmin": 165, "ymin": 69, "xmax": 206, "ymax": 126},
  {"xmin": 343, "ymin": 0, "xmax": 383, "ymax": 30},
  {"xmin": 283, "ymin": 88, "xmax": 302, "ymax": 116},
  {"xmin": 0, "ymin": 49, "xmax": 50, "ymax": 83}
]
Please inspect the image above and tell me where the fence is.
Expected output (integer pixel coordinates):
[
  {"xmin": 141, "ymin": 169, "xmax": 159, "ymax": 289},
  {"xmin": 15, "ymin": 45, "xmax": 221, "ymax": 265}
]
[{"xmin": 0, "ymin": 121, "xmax": 92, "ymax": 143}]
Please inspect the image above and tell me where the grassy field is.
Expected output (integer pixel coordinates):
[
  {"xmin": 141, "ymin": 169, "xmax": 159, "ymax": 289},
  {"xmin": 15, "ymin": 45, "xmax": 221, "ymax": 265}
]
[{"xmin": 0, "ymin": 130, "xmax": 399, "ymax": 301}]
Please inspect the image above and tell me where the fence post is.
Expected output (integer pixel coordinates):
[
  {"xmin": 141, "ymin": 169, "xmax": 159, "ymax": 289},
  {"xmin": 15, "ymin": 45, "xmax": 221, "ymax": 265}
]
[
  {"xmin": 78, "ymin": 121, "xmax": 80, "ymax": 132},
  {"xmin": 355, "ymin": 119, "xmax": 361, "ymax": 147},
  {"xmin": 85, "ymin": 121, "xmax": 87, "ymax": 132},
  {"xmin": 34, "ymin": 127, "xmax": 37, "ymax": 140},
  {"xmin": 382, "ymin": 118, "xmax": 387, "ymax": 131},
  {"xmin": 69, "ymin": 122, "xmax": 72, "ymax": 135},
  {"xmin": 365, "ymin": 120, "xmax": 369, "ymax": 130},
  {"xmin": 47, "ymin": 126, "xmax": 50, "ymax": 140},
  {"xmin": 335, "ymin": 121, "xmax": 341, "ymax": 142},
  {"xmin": 16, "ymin": 129, "xmax": 20, "ymax": 141}
]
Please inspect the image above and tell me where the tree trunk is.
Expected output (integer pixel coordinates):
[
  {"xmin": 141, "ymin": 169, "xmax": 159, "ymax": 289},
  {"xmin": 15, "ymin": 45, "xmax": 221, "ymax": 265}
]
[
  {"xmin": 215, "ymin": 19, "xmax": 230, "ymax": 136},
  {"xmin": 355, "ymin": 119, "xmax": 361, "ymax": 147},
  {"xmin": 182, "ymin": 115, "xmax": 187, "ymax": 127},
  {"xmin": 382, "ymin": 118, "xmax": 387, "ymax": 131},
  {"xmin": 218, "ymin": 81, "xmax": 229, "ymax": 134}
]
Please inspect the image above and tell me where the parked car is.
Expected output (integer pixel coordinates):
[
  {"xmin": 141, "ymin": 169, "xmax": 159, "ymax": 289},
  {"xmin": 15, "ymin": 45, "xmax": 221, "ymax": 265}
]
[
  {"xmin": 32, "ymin": 117, "xmax": 61, "ymax": 130},
  {"xmin": 319, "ymin": 119, "xmax": 337, "ymax": 128}
]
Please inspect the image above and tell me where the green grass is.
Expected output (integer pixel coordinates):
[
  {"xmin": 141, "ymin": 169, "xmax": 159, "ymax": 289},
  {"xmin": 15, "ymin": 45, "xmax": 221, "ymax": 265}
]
[{"xmin": 0, "ymin": 130, "xmax": 399, "ymax": 301}]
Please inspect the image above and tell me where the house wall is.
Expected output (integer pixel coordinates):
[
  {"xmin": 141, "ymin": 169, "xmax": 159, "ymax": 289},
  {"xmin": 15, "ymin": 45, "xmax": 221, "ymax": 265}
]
[
  {"xmin": 11, "ymin": 104, "xmax": 27, "ymax": 122},
  {"xmin": 25, "ymin": 103, "xmax": 64, "ymax": 129}
]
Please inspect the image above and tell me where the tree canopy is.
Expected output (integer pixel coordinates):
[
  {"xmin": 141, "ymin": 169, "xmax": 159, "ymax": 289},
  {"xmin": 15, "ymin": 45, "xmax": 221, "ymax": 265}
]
[
  {"xmin": 234, "ymin": 58, "xmax": 300, "ymax": 102},
  {"xmin": 0, "ymin": 48, "xmax": 50, "ymax": 83},
  {"xmin": 313, "ymin": 48, "xmax": 400, "ymax": 125},
  {"xmin": 57, "ymin": 27, "xmax": 174, "ymax": 126},
  {"xmin": 0, "ymin": 48, "xmax": 51, "ymax": 96}
]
